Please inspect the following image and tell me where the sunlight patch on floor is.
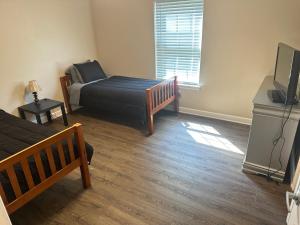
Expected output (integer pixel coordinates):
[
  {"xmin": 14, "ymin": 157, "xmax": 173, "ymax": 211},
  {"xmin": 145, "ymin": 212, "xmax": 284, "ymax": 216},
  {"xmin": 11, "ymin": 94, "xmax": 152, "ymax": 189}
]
[
  {"xmin": 182, "ymin": 122, "xmax": 244, "ymax": 155},
  {"xmin": 183, "ymin": 122, "xmax": 221, "ymax": 135}
]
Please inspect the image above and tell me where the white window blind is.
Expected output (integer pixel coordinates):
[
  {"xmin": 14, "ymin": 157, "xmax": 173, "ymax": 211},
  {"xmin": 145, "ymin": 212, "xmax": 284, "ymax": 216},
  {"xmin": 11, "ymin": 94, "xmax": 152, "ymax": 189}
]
[{"xmin": 155, "ymin": 0, "xmax": 204, "ymax": 85}]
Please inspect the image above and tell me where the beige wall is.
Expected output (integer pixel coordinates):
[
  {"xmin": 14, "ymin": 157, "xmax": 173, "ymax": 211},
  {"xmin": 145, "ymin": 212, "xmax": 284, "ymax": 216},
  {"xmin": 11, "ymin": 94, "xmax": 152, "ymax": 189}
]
[
  {"xmin": 91, "ymin": 0, "xmax": 155, "ymax": 79},
  {"xmin": 0, "ymin": 0, "xmax": 98, "ymax": 115},
  {"xmin": 91, "ymin": 0, "xmax": 300, "ymax": 119}
]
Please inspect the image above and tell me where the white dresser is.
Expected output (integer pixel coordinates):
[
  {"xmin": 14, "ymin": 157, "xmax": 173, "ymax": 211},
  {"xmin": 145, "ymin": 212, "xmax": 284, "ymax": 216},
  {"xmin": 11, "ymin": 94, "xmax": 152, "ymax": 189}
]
[{"xmin": 242, "ymin": 76, "xmax": 300, "ymax": 181}]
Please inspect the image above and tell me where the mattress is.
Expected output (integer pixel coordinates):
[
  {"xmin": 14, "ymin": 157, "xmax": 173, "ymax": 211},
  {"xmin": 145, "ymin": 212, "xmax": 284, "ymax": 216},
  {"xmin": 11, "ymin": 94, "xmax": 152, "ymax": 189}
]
[
  {"xmin": 80, "ymin": 76, "xmax": 161, "ymax": 120},
  {"xmin": 0, "ymin": 110, "xmax": 94, "ymax": 203}
]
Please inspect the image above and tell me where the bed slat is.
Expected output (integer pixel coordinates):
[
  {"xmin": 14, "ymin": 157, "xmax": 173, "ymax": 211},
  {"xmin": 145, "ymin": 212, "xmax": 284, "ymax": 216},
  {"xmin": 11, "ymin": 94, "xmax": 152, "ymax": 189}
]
[
  {"xmin": 158, "ymin": 86, "xmax": 161, "ymax": 105},
  {"xmin": 152, "ymin": 92, "xmax": 155, "ymax": 108},
  {"xmin": 165, "ymin": 83, "xmax": 168, "ymax": 99},
  {"xmin": 45, "ymin": 147, "xmax": 56, "ymax": 175},
  {"xmin": 6, "ymin": 167, "xmax": 22, "ymax": 198},
  {"xmin": 20, "ymin": 159, "xmax": 34, "ymax": 189},
  {"xmin": 33, "ymin": 152, "xmax": 46, "ymax": 182},
  {"xmin": 162, "ymin": 87, "xmax": 164, "ymax": 103},
  {"xmin": 166, "ymin": 83, "xmax": 169, "ymax": 99},
  {"xmin": 161, "ymin": 86, "xmax": 163, "ymax": 103},
  {"xmin": 165, "ymin": 85, "xmax": 168, "ymax": 100},
  {"xmin": 67, "ymin": 137, "xmax": 75, "ymax": 162},
  {"xmin": 57, "ymin": 143, "xmax": 66, "ymax": 168},
  {"xmin": 157, "ymin": 90, "xmax": 159, "ymax": 107}
]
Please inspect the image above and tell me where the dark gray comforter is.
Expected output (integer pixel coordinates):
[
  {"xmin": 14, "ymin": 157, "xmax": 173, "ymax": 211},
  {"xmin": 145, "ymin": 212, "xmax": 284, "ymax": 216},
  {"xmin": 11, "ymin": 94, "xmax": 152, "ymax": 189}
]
[
  {"xmin": 0, "ymin": 110, "xmax": 93, "ymax": 203},
  {"xmin": 80, "ymin": 76, "xmax": 161, "ymax": 120}
]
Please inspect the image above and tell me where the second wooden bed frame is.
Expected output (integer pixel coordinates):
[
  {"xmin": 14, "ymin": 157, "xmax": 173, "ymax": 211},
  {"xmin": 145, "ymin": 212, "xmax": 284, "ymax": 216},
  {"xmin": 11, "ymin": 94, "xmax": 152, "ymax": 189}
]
[
  {"xmin": 60, "ymin": 75, "xmax": 179, "ymax": 135},
  {"xmin": 0, "ymin": 123, "xmax": 91, "ymax": 214}
]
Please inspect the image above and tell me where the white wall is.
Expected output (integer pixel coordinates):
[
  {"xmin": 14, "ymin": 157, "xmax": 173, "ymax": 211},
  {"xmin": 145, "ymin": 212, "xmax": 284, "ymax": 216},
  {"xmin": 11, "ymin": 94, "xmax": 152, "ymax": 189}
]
[
  {"xmin": 0, "ymin": 0, "xmax": 98, "ymax": 115},
  {"xmin": 91, "ymin": 0, "xmax": 300, "ymax": 119}
]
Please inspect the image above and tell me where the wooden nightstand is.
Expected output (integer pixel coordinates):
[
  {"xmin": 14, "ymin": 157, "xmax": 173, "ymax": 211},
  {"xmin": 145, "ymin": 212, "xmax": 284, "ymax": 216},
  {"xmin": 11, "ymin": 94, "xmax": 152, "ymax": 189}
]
[{"xmin": 18, "ymin": 98, "xmax": 68, "ymax": 126}]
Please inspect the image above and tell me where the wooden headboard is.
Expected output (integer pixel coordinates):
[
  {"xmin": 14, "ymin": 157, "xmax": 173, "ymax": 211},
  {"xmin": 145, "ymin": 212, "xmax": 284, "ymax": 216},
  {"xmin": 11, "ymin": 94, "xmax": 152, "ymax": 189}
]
[{"xmin": 60, "ymin": 75, "xmax": 73, "ymax": 114}]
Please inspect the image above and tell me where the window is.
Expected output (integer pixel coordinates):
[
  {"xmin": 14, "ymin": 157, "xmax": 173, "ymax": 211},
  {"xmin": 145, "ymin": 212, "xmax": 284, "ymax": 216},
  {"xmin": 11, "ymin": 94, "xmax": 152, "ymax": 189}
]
[{"xmin": 154, "ymin": 0, "xmax": 204, "ymax": 85}]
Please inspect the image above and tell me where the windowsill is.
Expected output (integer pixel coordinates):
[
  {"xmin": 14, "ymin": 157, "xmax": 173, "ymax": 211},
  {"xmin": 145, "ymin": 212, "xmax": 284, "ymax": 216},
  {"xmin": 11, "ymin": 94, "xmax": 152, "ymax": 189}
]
[{"xmin": 178, "ymin": 83, "xmax": 203, "ymax": 90}]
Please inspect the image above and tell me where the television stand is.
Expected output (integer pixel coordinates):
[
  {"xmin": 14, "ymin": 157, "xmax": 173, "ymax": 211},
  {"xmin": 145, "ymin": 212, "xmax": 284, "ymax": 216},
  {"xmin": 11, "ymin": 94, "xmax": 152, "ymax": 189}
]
[
  {"xmin": 268, "ymin": 89, "xmax": 285, "ymax": 104},
  {"xmin": 242, "ymin": 76, "xmax": 300, "ymax": 182}
]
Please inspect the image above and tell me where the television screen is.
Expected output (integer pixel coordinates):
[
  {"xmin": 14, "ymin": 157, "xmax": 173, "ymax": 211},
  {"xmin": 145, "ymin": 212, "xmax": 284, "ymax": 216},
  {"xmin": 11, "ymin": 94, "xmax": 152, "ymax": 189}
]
[
  {"xmin": 273, "ymin": 43, "xmax": 300, "ymax": 104},
  {"xmin": 274, "ymin": 43, "xmax": 295, "ymax": 92}
]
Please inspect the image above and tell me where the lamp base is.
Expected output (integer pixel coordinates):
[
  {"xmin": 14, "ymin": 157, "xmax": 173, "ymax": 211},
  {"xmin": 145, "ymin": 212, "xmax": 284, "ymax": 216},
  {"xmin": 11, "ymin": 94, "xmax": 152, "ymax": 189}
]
[{"xmin": 33, "ymin": 92, "xmax": 39, "ymax": 104}]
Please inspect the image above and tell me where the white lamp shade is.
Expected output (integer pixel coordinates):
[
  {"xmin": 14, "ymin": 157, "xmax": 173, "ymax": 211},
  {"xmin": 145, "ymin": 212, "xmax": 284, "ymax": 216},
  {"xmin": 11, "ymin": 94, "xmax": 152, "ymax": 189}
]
[{"xmin": 28, "ymin": 80, "xmax": 41, "ymax": 93}]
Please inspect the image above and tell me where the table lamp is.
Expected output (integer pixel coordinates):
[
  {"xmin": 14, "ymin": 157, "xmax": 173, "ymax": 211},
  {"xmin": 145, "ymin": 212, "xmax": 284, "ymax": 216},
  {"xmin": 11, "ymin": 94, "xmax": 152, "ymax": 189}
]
[{"xmin": 28, "ymin": 80, "xmax": 41, "ymax": 104}]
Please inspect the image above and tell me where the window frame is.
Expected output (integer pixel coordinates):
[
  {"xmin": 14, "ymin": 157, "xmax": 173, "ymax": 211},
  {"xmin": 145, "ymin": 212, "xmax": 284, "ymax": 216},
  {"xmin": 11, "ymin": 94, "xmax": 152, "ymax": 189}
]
[{"xmin": 154, "ymin": 0, "xmax": 204, "ymax": 85}]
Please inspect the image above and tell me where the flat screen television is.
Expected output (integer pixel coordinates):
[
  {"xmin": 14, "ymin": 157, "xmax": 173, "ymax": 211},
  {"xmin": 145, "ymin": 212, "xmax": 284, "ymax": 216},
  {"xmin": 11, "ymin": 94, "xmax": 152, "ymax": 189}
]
[{"xmin": 272, "ymin": 43, "xmax": 300, "ymax": 105}]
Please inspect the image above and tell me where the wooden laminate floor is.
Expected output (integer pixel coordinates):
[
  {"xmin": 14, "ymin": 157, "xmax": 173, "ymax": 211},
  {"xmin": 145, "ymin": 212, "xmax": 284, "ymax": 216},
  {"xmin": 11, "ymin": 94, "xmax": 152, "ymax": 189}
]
[{"xmin": 11, "ymin": 110, "xmax": 289, "ymax": 225}]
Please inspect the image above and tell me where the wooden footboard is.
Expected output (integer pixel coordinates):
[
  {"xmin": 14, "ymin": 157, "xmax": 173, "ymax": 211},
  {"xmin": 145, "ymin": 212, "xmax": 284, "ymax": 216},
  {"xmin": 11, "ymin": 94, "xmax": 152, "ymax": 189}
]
[
  {"xmin": 146, "ymin": 76, "xmax": 178, "ymax": 135},
  {"xmin": 0, "ymin": 123, "xmax": 91, "ymax": 214}
]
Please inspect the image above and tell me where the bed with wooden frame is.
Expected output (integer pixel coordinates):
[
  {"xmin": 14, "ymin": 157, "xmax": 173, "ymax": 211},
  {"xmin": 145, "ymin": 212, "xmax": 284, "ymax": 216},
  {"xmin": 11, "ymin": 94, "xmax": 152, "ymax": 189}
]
[
  {"xmin": 60, "ymin": 75, "xmax": 179, "ymax": 135},
  {"xmin": 0, "ymin": 122, "xmax": 91, "ymax": 214}
]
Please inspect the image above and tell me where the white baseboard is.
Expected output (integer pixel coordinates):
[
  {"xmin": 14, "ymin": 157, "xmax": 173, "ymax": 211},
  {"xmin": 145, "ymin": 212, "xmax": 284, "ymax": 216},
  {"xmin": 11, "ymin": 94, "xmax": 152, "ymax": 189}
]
[
  {"xmin": 242, "ymin": 161, "xmax": 285, "ymax": 182},
  {"xmin": 179, "ymin": 107, "xmax": 252, "ymax": 125}
]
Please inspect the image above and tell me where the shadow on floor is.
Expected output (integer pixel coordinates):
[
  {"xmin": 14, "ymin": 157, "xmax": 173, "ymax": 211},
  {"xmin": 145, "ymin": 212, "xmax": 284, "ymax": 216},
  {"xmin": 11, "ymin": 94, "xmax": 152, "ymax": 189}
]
[
  {"xmin": 10, "ymin": 178, "xmax": 87, "ymax": 225},
  {"xmin": 73, "ymin": 108, "xmax": 178, "ymax": 135}
]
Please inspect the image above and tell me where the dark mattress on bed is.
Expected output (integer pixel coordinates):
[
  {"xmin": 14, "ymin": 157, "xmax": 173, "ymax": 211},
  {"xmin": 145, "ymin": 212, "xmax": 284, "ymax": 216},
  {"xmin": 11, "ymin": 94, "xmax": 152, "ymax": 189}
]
[
  {"xmin": 80, "ymin": 76, "xmax": 161, "ymax": 119},
  {"xmin": 0, "ymin": 110, "xmax": 93, "ymax": 203}
]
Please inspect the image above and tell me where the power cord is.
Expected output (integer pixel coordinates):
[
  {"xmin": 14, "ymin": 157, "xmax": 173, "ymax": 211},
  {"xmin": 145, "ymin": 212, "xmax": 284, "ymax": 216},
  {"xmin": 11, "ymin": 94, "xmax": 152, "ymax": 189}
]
[{"xmin": 266, "ymin": 104, "xmax": 293, "ymax": 182}]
